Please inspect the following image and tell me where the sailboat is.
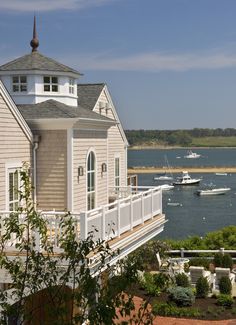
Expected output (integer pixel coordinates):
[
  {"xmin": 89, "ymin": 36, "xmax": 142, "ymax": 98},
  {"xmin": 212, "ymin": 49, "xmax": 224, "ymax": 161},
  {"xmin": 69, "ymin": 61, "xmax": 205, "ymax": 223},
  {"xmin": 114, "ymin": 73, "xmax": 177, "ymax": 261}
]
[{"xmin": 154, "ymin": 155, "xmax": 173, "ymax": 181}]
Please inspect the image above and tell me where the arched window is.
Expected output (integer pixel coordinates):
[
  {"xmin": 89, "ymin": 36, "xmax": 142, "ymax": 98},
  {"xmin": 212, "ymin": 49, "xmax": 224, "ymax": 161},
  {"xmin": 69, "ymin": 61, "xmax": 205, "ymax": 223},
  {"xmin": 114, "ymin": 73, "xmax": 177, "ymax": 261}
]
[{"xmin": 87, "ymin": 151, "xmax": 96, "ymax": 210}]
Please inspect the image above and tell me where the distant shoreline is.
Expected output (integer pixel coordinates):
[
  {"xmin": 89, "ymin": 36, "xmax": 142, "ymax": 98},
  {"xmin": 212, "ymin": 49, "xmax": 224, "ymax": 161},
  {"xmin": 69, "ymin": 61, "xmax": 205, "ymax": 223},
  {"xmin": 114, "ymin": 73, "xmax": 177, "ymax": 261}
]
[
  {"xmin": 128, "ymin": 145, "xmax": 236, "ymax": 150},
  {"xmin": 128, "ymin": 167, "xmax": 236, "ymax": 174}
]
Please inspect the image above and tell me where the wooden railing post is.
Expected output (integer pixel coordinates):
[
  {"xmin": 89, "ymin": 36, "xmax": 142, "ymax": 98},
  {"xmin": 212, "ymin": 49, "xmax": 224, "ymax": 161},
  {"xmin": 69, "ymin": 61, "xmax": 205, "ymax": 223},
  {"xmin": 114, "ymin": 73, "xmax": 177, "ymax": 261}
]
[
  {"xmin": 102, "ymin": 206, "xmax": 106, "ymax": 240},
  {"xmin": 141, "ymin": 193, "xmax": 144, "ymax": 225},
  {"xmin": 130, "ymin": 196, "xmax": 133, "ymax": 231},
  {"xmin": 220, "ymin": 247, "xmax": 225, "ymax": 255},
  {"xmin": 151, "ymin": 189, "xmax": 154, "ymax": 219},
  {"xmin": 180, "ymin": 248, "xmax": 184, "ymax": 258},
  {"xmin": 117, "ymin": 200, "xmax": 121, "ymax": 238},
  {"xmin": 80, "ymin": 212, "xmax": 87, "ymax": 240}
]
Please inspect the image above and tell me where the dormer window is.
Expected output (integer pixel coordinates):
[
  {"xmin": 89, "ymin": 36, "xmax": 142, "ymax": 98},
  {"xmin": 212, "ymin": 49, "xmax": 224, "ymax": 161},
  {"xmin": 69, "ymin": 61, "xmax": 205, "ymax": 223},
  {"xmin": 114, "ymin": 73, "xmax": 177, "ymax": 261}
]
[
  {"xmin": 12, "ymin": 76, "xmax": 27, "ymax": 92},
  {"xmin": 44, "ymin": 76, "xmax": 58, "ymax": 92},
  {"xmin": 69, "ymin": 78, "xmax": 75, "ymax": 94}
]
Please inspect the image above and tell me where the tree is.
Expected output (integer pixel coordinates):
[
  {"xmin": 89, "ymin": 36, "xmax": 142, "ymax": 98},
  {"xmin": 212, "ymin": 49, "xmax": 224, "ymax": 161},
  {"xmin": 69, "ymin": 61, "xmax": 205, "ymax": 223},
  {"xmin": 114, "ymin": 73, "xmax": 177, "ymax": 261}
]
[{"xmin": 0, "ymin": 165, "xmax": 153, "ymax": 325}]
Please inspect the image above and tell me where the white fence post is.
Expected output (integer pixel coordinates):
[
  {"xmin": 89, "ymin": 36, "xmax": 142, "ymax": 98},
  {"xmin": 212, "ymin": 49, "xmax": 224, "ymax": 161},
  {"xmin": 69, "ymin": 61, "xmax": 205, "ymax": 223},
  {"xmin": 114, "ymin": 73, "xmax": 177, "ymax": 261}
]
[
  {"xmin": 151, "ymin": 189, "xmax": 154, "ymax": 219},
  {"xmin": 102, "ymin": 206, "xmax": 106, "ymax": 240},
  {"xmin": 141, "ymin": 193, "xmax": 144, "ymax": 225},
  {"xmin": 117, "ymin": 200, "xmax": 121, "ymax": 238},
  {"xmin": 80, "ymin": 212, "xmax": 87, "ymax": 240},
  {"xmin": 130, "ymin": 196, "xmax": 133, "ymax": 231}
]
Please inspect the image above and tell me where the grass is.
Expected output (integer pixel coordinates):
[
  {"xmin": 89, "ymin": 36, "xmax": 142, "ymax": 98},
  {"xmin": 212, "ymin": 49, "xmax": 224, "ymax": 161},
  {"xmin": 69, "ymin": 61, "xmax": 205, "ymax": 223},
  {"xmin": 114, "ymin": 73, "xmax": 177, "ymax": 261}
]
[{"xmin": 191, "ymin": 136, "xmax": 236, "ymax": 147}]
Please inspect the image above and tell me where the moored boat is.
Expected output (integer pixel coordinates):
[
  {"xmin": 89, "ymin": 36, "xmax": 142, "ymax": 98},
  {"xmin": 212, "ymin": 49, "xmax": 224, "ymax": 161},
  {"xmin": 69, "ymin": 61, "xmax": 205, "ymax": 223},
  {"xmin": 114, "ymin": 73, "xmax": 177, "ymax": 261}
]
[
  {"xmin": 184, "ymin": 150, "xmax": 201, "ymax": 159},
  {"xmin": 173, "ymin": 171, "xmax": 201, "ymax": 186},
  {"xmin": 159, "ymin": 184, "xmax": 174, "ymax": 191},
  {"xmin": 196, "ymin": 188, "xmax": 231, "ymax": 196}
]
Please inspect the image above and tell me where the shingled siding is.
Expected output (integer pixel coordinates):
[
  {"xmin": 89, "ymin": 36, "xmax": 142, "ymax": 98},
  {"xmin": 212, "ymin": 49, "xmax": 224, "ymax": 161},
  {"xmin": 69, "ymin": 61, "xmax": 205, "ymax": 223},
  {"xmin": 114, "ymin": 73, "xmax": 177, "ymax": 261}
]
[
  {"xmin": 73, "ymin": 130, "xmax": 108, "ymax": 212},
  {"xmin": 35, "ymin": 130, "xmax": 67, "ymax": 211},
  {"xmin": 94, "ymin": 91, "xmax": 126, "ymax": 189},
  {"xmin": 0, "ymin": 95, "xmax": 31, "ymax": 210}
]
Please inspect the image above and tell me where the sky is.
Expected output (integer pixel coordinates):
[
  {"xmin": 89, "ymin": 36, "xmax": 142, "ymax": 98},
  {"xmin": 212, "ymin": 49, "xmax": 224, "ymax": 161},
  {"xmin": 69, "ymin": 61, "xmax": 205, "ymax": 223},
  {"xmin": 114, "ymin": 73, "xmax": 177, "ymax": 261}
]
[{"xmin": 1, "ymin": 0, "xmax": 236, "ymax": 130}]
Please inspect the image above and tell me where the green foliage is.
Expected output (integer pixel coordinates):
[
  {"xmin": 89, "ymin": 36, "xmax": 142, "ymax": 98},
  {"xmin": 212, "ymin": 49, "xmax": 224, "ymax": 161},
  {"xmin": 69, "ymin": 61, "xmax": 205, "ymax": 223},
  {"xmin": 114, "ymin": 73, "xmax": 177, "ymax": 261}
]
[
  {"xmin": 188, "ymin": 258, "xmax": 211, "ymax": 270},
  {"xmin": 153, "ymin": 273, "xmax": 172, "ymax": 292},
  {"xmin": 214, "ymin": 253, "xmax": 233, "ymax": 269},
  {"xmin": 152, "ymin": 302, "xmax": 200, "ymax": 317},
  {"xmin": 168, "ymin": 286, "xmax": 195, "ymax": 307},
  {"xmin": 0, "ymin": 165, "xmax": 153, "ymax": 325},
  {"xmin": 213, "ymin": 252, "xmax": 224, "ymax": 267},
  {"xmin": 175, "ymin": 273, "xmax": 190, "ymax": 288},
  {"xmin": 219, "ymin": 276, "xmax": 232, "ymax": 295},
  {"xmin": 140, "ymin": 273, "xmax": 160, "ymax": 296},
  {"xmin": 217, "ymin": 294, "xmax": 234, "ymax": 307},
  {"xmin": 129, "ymin": 240, "xmax": 170, "ymax": 271},
  {"xmin": 196, "ymin": 276, "xmax": 210, "ymax": 298}
]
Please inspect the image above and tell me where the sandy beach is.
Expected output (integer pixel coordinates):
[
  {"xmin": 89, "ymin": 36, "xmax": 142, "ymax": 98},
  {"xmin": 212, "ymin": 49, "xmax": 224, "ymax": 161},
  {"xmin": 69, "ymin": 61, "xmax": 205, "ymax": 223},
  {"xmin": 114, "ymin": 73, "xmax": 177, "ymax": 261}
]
[{"xmin": 128, "ymin": 167, "xmax": 236, "ymax": 174}]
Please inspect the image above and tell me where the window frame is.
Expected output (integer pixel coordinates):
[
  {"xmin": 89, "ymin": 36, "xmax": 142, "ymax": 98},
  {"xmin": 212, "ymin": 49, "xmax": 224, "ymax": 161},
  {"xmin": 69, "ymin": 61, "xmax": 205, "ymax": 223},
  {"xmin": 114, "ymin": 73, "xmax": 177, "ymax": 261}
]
[
  {"xmin": 69, "ymin": 78, "xmax": 75, "ymax": 94},
  {"xmin": 86, "ymin": 150, "xmax": 96, "ymax": 211},
  {"xmin": 12, "ymin": 75, "xmax": 27, "ymax": 93},
  {"xmin": 43, "ymin": 76, "xmax": 59, "ymax": 93},
  {"xmin": 114, "ymin": 156, "xmax": 120, "ymax": 190},
  {"xmin": 5, "ymin": 163, "xmax": 22, "ymax": 211}
]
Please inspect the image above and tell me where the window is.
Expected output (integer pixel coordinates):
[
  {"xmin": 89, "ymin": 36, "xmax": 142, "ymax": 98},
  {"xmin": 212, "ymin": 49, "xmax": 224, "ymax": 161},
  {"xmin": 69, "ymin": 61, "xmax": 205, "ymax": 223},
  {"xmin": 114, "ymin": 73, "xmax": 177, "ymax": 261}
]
[
  {"xmin": 8, "ymin": 169, "xmax": 20, "ymax": 211},
  {"xmin": 115, "ymin": 157, "xmax": 120, "ymax": 189},
  {"xmin": 12, "ymin": 76, "xmax": 27, "ymax": 92},
  {"xmin": 44, "ymin": 76, "xmax": 58, "ymax": 92},
  {"xmin": 87, "ymin": 151, "xmax": 96, "ymax": 211},
  {"xmin": 69, "ymin": 78, "xmax": 75, "ymax": 94}
]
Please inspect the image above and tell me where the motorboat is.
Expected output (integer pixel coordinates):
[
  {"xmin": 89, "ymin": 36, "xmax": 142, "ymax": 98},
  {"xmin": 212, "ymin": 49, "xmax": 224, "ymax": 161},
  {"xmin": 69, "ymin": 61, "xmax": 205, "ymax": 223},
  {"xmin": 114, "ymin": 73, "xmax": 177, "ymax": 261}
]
[
  {"xmin": 159, "ymin": 184, "xmax": 174, "ymax": 191},
  {"xmin": 184, "ymin": 150, "xmax": 201, "ymax": 159},
  {"xmin": 215, "ymin": 173, "xmax": 228, "ymax": 176},
  {"xmin": 173, "ymin": 171, "xmax": 201, "ymax": 186},
  {"xmin": 196, "ymin": 188, "xmax": 231, "ymax": 196},
  {"xmin": 154, "ymin": 172, "xmax": 173, "ymax": 181}
]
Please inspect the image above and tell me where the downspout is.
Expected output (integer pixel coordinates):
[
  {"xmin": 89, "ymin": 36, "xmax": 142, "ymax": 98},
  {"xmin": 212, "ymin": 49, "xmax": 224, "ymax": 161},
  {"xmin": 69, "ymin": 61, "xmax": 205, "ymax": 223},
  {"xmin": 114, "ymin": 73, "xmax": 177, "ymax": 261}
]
[{"xmin": 33, "ymin": 135, "xmax": 40, "ymax": 207}]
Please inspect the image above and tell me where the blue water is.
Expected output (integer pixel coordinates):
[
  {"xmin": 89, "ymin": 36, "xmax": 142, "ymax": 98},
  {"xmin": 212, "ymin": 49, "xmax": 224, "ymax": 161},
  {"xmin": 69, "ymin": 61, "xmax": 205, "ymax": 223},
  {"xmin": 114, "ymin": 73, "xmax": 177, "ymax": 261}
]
[{"xmin": 128, "ymin": 149, "xmax": 236, "ymax": 239}]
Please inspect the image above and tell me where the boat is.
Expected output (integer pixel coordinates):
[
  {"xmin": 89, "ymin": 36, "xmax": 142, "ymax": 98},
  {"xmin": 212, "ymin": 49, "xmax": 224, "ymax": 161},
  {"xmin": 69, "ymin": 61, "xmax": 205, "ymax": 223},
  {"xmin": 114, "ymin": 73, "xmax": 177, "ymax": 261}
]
[
  {"xmin": 167, "ymin": 202, "xmax": 182, "ymax": 206},
  {"xmin": 173, "ymin": 171, "xmax": 201, "ymax": 186},
  {"xmin": 196, "ymin": 188, "xmax": 231, "ymax": 196},
  {"xmin": 215, "ymin": 173, "xmax": 228, "ymax": 176},
  {"xmin": 154, "ymin": 155, "xmax": 173, "ymax": 181},
  {"xmin": 154, "ymin": 172, "xmax": 173, "ymax": 181},
  {"xmin": 184, "ymin": 150, "xmax": 201, "ymax": 159},
  {"xmin": 159, "ymin": 184, "xmax": 174, "ymax": 191}
]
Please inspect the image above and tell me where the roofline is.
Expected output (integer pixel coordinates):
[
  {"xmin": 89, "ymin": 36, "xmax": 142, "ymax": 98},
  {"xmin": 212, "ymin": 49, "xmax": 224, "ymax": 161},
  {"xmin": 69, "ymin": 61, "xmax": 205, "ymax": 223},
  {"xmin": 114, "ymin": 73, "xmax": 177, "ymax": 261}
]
[
  {"xmin": 0, "ymin": 80, "xmax": 33, "ymax": 143},
  {"xmin": 0, "ymin": 70, "xmax": 81, "ymax": 78}
]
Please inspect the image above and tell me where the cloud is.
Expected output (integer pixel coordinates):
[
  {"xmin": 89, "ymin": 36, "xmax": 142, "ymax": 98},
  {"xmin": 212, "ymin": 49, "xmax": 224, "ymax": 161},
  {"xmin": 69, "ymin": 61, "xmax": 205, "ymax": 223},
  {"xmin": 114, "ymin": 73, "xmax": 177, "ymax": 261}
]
[
  {"xmin": 0, "ymin": 0, "xmax": 114, "ymax": 12},
  {"xmin": 62, "ymin": 49, "xmax": 236, "ymax": 72}
]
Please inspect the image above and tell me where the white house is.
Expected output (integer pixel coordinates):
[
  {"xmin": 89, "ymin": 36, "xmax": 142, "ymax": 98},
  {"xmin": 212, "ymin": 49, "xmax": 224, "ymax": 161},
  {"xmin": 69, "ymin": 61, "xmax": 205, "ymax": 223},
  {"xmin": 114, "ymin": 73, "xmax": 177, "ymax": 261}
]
[{"xmin": 0, "ymin": 19, "xmax": 166, "ymax": 269}]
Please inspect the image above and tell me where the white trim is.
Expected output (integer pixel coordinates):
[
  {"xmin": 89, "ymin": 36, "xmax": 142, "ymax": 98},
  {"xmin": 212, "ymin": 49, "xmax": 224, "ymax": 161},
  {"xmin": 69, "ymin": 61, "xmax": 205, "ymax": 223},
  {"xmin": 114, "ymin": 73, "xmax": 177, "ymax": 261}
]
[
  {"xmin": 67, "ymin": 129, "xmax": 73, "ymax": 211},
  {"xmin": 5, "ymin": 161, "xmax": 22, "ymax": 210},
  {"xmin": 0, "ymin": 80, "xmax": 33, "ymax": 143},
  {"xmin": 114, "ymin": 154, "xmax": 121, "ymax": 189},
  {"xmin": 86, "ymin": 148, "xmax": 97, "ymax": 211},
  {"xmin": 0, "ymin": 70, "xmax": 81, "ymax": 79}
]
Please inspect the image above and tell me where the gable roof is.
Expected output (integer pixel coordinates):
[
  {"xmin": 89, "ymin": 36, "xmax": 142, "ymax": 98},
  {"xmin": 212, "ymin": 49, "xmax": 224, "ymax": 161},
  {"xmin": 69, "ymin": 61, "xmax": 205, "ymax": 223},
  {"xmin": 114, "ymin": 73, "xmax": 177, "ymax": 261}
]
[
  {"xmin": 17, "ymin": 100, "xmax": 114, "ymax": 123},
  {"xmin": 0, "ymin": 80, "xmax": 33, "ymax": 142},
  {"xmin": 77, "ymin": 83, "xmax": 105, "ymax": 110},
  {"xmin": 0, "ymin": 51, "xmax": 81, "ymax": 76}
]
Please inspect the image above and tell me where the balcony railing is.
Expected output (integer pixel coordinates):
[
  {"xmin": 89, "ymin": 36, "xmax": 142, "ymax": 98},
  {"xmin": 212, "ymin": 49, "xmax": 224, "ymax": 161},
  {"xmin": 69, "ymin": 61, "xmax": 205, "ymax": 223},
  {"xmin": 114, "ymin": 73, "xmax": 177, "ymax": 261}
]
[{"xmin": 0, "ymin": 186, "xmax": 163, "ymax": 252}]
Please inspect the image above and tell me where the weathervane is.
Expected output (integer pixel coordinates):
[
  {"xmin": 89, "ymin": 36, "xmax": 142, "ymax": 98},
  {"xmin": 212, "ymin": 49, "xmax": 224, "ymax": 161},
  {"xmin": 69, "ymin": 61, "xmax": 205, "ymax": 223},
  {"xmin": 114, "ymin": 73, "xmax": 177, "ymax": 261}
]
[{"xmin": 30, "ymin": 15, "xmax": 39, "ymax": 52}]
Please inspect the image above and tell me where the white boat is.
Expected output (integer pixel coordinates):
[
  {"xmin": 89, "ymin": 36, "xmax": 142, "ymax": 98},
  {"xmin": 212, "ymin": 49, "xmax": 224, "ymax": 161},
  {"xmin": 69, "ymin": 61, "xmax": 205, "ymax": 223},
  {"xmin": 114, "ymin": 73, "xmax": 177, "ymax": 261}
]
[
  {"xmin": 196, "ymin": 188, "xmax": 231, "ymax": 196},
  {"xmin": 159, "ymin": 184, "xmax": 174, "ymax": 191},
  {"xmin": 167, "ymin": 202, "xmax": 182, "ymax": 206},
  {"xmin": 173, "ymin": 171, "xmax": 201, "ymax": 186},
  {"xmin": 215, "ymin": 173, "xmax": 228, "ymax": 176},
  {"xmin": 184, "ymin": 150, "xmax": 201, "ymax": 159},
  {"xmin": 154, "ymin": 172, "xmax": 173, "ymax": 181}
]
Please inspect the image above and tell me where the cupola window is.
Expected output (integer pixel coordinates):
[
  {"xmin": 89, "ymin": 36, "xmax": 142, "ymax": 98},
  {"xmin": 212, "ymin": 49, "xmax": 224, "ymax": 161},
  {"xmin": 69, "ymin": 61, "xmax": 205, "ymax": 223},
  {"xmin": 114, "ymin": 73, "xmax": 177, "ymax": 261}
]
[
  {"xmin": 69, "ymin": 78, "xmax": 75, "ymax": 94},
  {"xmin": 44, "ymin": 76, "xmax": 58, "ymax": 92},
  {"xmin": 12, "ymin": 76, "xmax": 27, "ymax": 92}
]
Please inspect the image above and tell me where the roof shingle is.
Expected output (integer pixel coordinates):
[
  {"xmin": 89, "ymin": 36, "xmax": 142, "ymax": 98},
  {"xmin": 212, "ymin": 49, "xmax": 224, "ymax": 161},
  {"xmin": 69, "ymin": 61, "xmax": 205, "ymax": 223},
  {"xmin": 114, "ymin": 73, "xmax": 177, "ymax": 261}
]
[{"xmin": 77, "ymin": 84, "xmax": 105, "ymax": 110}]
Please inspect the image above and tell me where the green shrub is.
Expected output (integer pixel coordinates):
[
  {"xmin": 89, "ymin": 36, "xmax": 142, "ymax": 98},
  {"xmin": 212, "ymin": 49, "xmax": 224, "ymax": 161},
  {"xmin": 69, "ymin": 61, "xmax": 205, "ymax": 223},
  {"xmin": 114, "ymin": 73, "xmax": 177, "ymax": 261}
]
[
  {"xmin": 189, "ymin": 257, "xmax": 210, "ymax": 270},
  {"xmin": 219, "ymin": 276, "xmax": 232, "ymax": 295},
  {"xmin": 196, "ymin": 276, "xmax": 210, "ymax": 298},
  {"xmin": 222, "ymin": 254, "xmax": 233, "ymax": 269},
  {"xmin": 153, "ymin": 272, "xmax": 171, "ymax": 291},
  {"xmin": 168, "ymin": 286, "xmax": 195, "ymax": 306},
  {"xmin": 213, "ymin": 253, "xmax": 224, "ymax": 267},
  {"xmin": 152, "ymin": 302, "xmax": 200, "ymax": 317},
  {"xmin": 142, "ymin": 272, "xmax": 160, "ymax": 296},
  {"xmin": 217, "ymin": 294, "xmax": 234, "ymax": 307},
  {"xmin": 175, "ymin": 273, "xmax": 190, "ymax": 287}
]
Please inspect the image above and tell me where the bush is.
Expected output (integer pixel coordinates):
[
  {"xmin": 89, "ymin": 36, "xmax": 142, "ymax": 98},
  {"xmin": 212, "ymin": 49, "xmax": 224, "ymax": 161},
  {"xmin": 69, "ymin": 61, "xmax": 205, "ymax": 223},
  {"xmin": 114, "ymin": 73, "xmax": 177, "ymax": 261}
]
[
  {"xmin": 213, "ymin": 253, "xmax": 224, "ymax": 267},
  {"xmin": 217, "ymin": 294, "xmax": 234, "ymax": 307},
  {"xmin": 141, "ymin": 272, "xmax": 160, "ymax": 296},
  {"xmin": 196, "ymin": 276, "xmax": 210, "ymax": 298},
  {"xmin": 168, "ymin": 286, "xmax": 195, "ymax": 306},
  {"xmin": 189, "ymin": 257, "xmax": 211, "ymax": 270},
  {"xmin": 222, "ymin": 254, "xmax": 233, "ymax": 269},
  {"xmin": 152, "ymin": 302, "xmax": 200, "ymax": 317},
  {"xmin": 153, "ymin": 272, "xmax": 171, "ymax": 291},
  {"xmin": 175, "ymin": 273, "xmax": 190, "ymax": 287},
  {"xmin": 219, "ymin": 276, "xmax": 232, "ymax": 295}
]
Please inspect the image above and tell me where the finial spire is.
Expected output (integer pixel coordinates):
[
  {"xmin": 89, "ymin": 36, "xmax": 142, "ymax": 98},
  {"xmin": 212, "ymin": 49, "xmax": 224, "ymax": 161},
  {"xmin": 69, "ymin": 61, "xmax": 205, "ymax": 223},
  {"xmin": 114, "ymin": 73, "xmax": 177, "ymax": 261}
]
[{"xmin": 30, "ymin": 15, "xmax": 39, "ymax": 52}]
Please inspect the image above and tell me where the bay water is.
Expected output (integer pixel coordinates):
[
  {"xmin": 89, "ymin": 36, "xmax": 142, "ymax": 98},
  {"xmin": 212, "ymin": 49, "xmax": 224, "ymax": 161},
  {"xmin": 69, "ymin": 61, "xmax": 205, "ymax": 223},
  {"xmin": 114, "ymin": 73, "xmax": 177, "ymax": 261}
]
[{"xmin": 128, "ymin": 148, "xmax": 236, "ymax": 239}]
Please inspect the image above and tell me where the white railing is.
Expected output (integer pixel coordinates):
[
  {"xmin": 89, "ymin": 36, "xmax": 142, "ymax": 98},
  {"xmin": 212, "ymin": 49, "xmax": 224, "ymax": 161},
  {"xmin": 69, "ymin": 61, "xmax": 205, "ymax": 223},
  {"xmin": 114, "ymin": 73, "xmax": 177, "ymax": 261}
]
[
  {"xmin": 0, "ymin": 186, "xmax": 163, "ymax": 251},
  {"xmin": 81, "ymin": 186, "xmax": 162, "ymax": 241},
  {"xmin": 167, "ymin": 248, "xmax": 236, "ymax": 260}
]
